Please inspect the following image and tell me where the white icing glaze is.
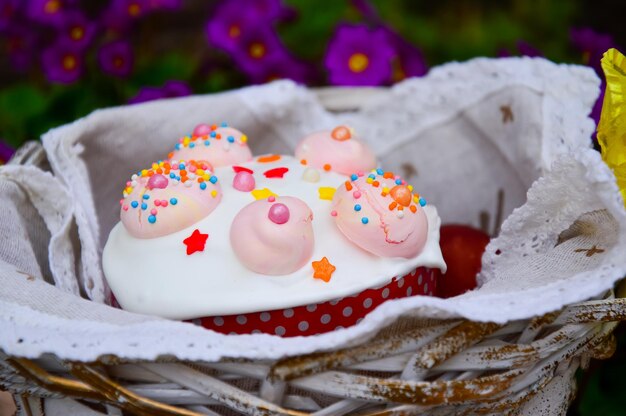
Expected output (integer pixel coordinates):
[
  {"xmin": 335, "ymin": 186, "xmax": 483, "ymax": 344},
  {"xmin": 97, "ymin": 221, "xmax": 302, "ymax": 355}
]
[{"xmin": 103, "ymin": 156, "xmax": 446, "ymax": 319}]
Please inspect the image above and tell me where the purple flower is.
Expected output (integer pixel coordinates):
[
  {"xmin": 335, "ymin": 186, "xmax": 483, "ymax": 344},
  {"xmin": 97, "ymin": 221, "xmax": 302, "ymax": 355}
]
[
  {"xmin": 516, "ymin": 40, "xmax": 543, "ymax": 58},
  {"xmin": 6, "ymin": 26, "xmax": 39, "ymax": 71},
  {"xmin": 41, "ymin": 40, "xmax": 83, "ymax": 84},
  {"xmin": 26, "ymin": 0, "xmax": 75, "ymax": 26},
  {"xmin": 383, "ymin": 28, "xmax": 427, "ymax": 81},
  {"xmin": 98, "ymin": 40, "xmax": 134, "ymax": 77},
  {"xmin": 0, "ymin": 140, "xmax": 14, "ymax": 165},
  {"xmin": 325, "ymin": 24, "xmax": 396, "ymax": 86},
  {"xmin": 129, "ymin": 80, "xmax": 192, "ymax": 104},
  {"xmin": 57, "ymin": 10, "xmax": 96, "ymax": 50},
  {"xmin": 0, "ymin": 0, "xmax": 20, "ymax": 32},
  {"xmin": 497, "ymin": 41, "xmax": 543, "ymax": 58},
  {"xmin": 148, "ymin": 0, "xmax": 182, "ymax": 11},
  {"xmin": 205, "ymin": 1, "xmax": 259, "ymax": 53},
  {"xmin": 231, "ymin": 26, "xmax": 287, "ymax": 75},
  {"xmin": 101, "ymin": 0, "xmax": 149, "ymax": 33},
  {"xmin": 246, "ymin": 53, "xmax": 310, "ymax": 84},
  {"xmin": 570, "ymin": 27, "xmax": 616, "ymax": 76}
]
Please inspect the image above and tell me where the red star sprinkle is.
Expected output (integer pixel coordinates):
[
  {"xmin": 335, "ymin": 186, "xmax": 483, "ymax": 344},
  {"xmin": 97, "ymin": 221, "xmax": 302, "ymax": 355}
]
[
  {"xmin": 264, "ymin": 167, "xmax": 289, "ymax": 178},
  {"xmin": 183, "ymin": 229, "xmax": 208, "ymax": 255},
  {"xmin": 233, "ymin": 166, "xmax": 254, "ymax": 174}
]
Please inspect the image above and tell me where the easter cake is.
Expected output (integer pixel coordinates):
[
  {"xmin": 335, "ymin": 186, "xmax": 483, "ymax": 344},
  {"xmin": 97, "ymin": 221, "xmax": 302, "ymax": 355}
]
[{"xmin": 103, "ymin": 123, "xmax": 446, "ymax": 336}]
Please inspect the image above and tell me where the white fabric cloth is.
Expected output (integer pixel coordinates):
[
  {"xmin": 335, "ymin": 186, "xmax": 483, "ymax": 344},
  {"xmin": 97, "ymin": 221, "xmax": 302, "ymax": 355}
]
[{"xmin": 1, "ymin": 57, "xmax": 625, "ymax": 363}]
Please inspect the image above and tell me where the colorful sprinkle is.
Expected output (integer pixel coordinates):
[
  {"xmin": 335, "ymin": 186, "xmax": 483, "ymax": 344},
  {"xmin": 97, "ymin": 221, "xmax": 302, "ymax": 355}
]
[
  {"xmin": 258, "ymin": 154, "xmax": 281, "ymax": 163},
  {"xmin": 233, "ymin": 166, "xmax": 254, "ymax": 174},
  {"xmin": 251, "ymin": 188, "xmax": 277, "ymax": 200},
  {"xmin": 170, "ymin": 198, "xmax": 178, "ymax": 205},
  {"xmin": 131, "ymin": 201, "xmax": 138, "ymax": 208},
  {"xmin": 312, "ymin": 256, "xmax": 336, "ymax": 282},
  {"xmin": 354, "ymin": 204, "xmax": 362, "ymax": 211},
  {"xmin": 419, "ymin": 197, "xmax": 427, "ymax": 206},
  {"xmin": 345, "ymin": 181, "xmax": 353, "ymax": 191},
  {"xmin": 376, "ymin": 168, "xmax": 384, "ymax": 175},
  {"xmin": 227, "ymin": 135, "xmax": 235, "ymax": 143},
  {"xmin": 209, "ymin": 176, "xmax": 218, "ymax": 184},
  {"xmin": 268, "ymin": 203, "xmax": 290, "ymax": 224},
  {"xmin": 142, "ymin": 194, "xmax": 150, "ymax": 200},
  {"xmin": 200, "ymin": 182, "xmax": 207, "ymax": 190},
  {"xmin": 302, "ymin": 168, "xmax": 320, "ymax": 183},
  {"xmin": 361, "ymin": 217, "xmax": 369, "ymax": 224},
  {"xmin": 268, "ymin": 196, "xmax": 276, "ymax": 202},
  {"xmin": 211, "ymin": 190, "xmax": 218, "ymax": 198},
  {"xmin": 141, "ymin": 203, "xmax": 148, "ymax": 210},
  {"xmin": 323, "ymin": 164, "xmax": 331, "ymax": 171},
  {"xmin": 331, "ymin": 125, "xmax": 352, "ymax": 141},
  {"xmin": 233, "ymin": 171, "xmax": 255, "ymax": 192},
  {"xmin": 318, "ymin": 187, "xmax": 336, "ymax": 200},
  {"xmin": 300, "ymin": 159, "xmax": 307, "ymax": 165},
  {"xmin": 148, "ymin": 215, "xmax": 156, "ymax": 223},
  {"xmin": 350, "ymin": 174, "xmax": 358, "ymax": 181},
  {"xmin": 330, "ymin": 210, "xmax": 338, "ymax": 217},
  {"xmin": 353, "ymin": 191, "xmax": 361, "ymax": 199},
  {"xmin": 183, "ymin": 229, "xmax": 209, "ymax": 255},
  {"xmin": 264, "ymin": 167, "xmax": 289, "ymax": 178}
]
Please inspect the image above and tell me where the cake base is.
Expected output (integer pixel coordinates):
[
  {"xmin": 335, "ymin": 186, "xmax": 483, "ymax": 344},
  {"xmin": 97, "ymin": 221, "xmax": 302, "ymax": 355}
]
[{"xmin": 190, "ymin": 267, "xmax": 440, "ymax": 337}]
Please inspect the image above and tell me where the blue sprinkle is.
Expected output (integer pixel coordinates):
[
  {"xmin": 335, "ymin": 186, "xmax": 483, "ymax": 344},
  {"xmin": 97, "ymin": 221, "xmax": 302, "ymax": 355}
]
[
  {"xmin": 131, "ymin": 201, "xmax": 138, "ymax": 208},
  {"xmin": 209, "ymin": 176, "xmax": 218, "ymax": 184},
  {"xmin": 189, "ymin": 142, "xmax": 195, "ymax": 148},
  {"xmin": 221, "ymin": 122, "xmax": 228, "ymax": 127},
  {"xmin": 176, "ymin": 176, "xmax": 181, "ymax": 181},
  {"xmin": 395, "ymin": 179, "xmax": 402, "ymax": 185},
  {"xmin": 361, "ymin": 217, "xmax": 369, "ymax": 224},
  {"xmin": 170, "ymin": 198, "xmax": 178, "ymax": 205},
  {"xmin": 376, "ymin": 168, "xmax": 384, "ymax": 175},
  {"xmin": 210, "ymin": 131, "xmax": 216, "ymax": 138},
  {"xmin": 204, "ymin": 140, "xmax": 210, "ymax": 146},
  {"xmin": 142, "ymin": 194, "xmax": 150, "ymax": 200},
  {"xmin": 227, "ymin": 135, "xmax": 235, "ymax": 143},
  {"xmin": 141, "ymin": 203, "xmax": 147, "ymax": 210},
  {"xmin": 419, "ymin": 197, "xmax": 427, "ymax": 207},
  {"xmin": 350, "ymin": 174, "xmax": 358, "ymax": 181},
  {"xmin": 174, "ymin": 144, "xmax": 181, "ymax": 150},
  {"xmin": 200, "ymin": 182, "xmax": 207, "ymax": 190},
  {"xmin": 169, "ymin": 173, "xmax": 176, "ymax": 179},
  {"xmin": 354, "ymin": 204, "xmax": 362, "ymax": 211},
  {"xmin": 148, "ymin": 215, "xmax": 156, "ymax": 224},
  {"xmin": 368, "ymin": 173, "xmax": 376, "ymax": 179},
  {"xmin": 178, "ymin": 163, "xmax": 185, "ymax": 170}
]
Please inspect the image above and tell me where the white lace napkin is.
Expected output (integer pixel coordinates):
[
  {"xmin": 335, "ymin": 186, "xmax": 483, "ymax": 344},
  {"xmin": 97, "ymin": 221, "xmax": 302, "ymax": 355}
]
[{"xmin": 1, "ymin": 57, "xmax": 625, "ymax": 363}]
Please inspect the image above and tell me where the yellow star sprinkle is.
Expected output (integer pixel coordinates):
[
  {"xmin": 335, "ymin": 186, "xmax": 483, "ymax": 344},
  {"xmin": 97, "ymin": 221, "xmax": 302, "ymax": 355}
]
[
  {"xmin": 240, "ymin": 135, "xmax": 248, "ymax": 143},
  {"xmin": 251, "ymin": 188, "xmax": 278, "ymax": 200},
  {"xmin": 211, "ymin": 190, "xmax": 218, "ymax": 198},
  {"xmin": 318, "ymin": 187, "xmax": 336, "ymax": 200}
]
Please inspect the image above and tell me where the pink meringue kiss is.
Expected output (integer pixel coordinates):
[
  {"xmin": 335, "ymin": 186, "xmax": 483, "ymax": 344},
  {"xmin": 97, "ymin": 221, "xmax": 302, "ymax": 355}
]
[
  {"xmin": 120, "ymin": 160, "xmax": 222, "ymax": 239},
  {"xmin": 332, "ymin": 175, "xmax": 428, "ymax": 258},
  {"xmin": 232, "ymin": 171, "xmax": 255, "ymax": 192},
  {"xmin": 170, "ymin": 124, "xmax": 253, "ymax": 168},
  {"xmin": 295, "ymin": 126, "xmax": 377, "ymax": 176},
  {"xmin": 230, "ymin": 196, "xmax": 314, "ymax": 275}
]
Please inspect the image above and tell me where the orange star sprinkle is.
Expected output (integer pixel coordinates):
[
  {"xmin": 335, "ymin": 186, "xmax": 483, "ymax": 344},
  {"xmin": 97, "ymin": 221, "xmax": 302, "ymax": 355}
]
[{"xmin": 312, "ymin": 257, "xmax": 336, "ymax": 282}]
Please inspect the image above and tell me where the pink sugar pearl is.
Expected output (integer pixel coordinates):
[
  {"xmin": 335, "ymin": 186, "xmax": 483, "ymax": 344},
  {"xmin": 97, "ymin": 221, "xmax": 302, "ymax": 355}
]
[
  {"xmin": 232, "ymin": 171, "xmax": 255, "ymax": 192},
  {"xmin": 150, "ymin": 209, "xmax": 157, "ymax": 215},
  {"xmin": 353, "ymin": 191, "xmax": 361, "ymax": 199},
  {"xmin": 147, "ymin": 173, "xmax": 168, "ymax": 190},
  {"xmin": 268, "ymin": 203, "xmax": 290, "ymax": 225},
  {"xmin": 154, "ymin": 199, "xmax": 161, "ymax": 207},
  {"xmin": 193, "ymin": 123, "xmax": 212, "ymax": 136}
]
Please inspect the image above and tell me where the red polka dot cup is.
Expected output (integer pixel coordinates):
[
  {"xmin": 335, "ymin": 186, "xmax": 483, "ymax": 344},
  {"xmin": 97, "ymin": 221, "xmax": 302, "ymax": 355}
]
[{"xmin": 193, "ymin": 267, "xmax": 439, "ymax": 337}]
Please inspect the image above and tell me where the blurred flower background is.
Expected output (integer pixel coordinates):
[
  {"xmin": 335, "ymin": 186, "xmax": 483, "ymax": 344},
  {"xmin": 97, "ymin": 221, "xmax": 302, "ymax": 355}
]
[{"xmin": 0, "ymin": 1, "xmax": 626, "ymax": 411}]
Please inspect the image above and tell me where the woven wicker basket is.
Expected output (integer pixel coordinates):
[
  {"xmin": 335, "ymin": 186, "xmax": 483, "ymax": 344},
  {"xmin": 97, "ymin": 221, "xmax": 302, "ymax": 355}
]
[{"xmin": 2, "ymin": 87, "xmax": 625, "ymax": 416}]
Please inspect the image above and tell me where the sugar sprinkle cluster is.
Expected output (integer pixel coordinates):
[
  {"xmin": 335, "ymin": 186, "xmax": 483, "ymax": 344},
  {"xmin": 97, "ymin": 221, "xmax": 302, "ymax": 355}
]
[{"xmin": 120, "ymin": 159, "xmax": 219, "ymax": 224}]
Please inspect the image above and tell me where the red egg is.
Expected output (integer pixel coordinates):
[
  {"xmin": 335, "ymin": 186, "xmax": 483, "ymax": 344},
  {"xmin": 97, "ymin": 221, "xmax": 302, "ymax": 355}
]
[{"xmin": 437, "ymin": 224, "xmax": 490, "ymax": 298}]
